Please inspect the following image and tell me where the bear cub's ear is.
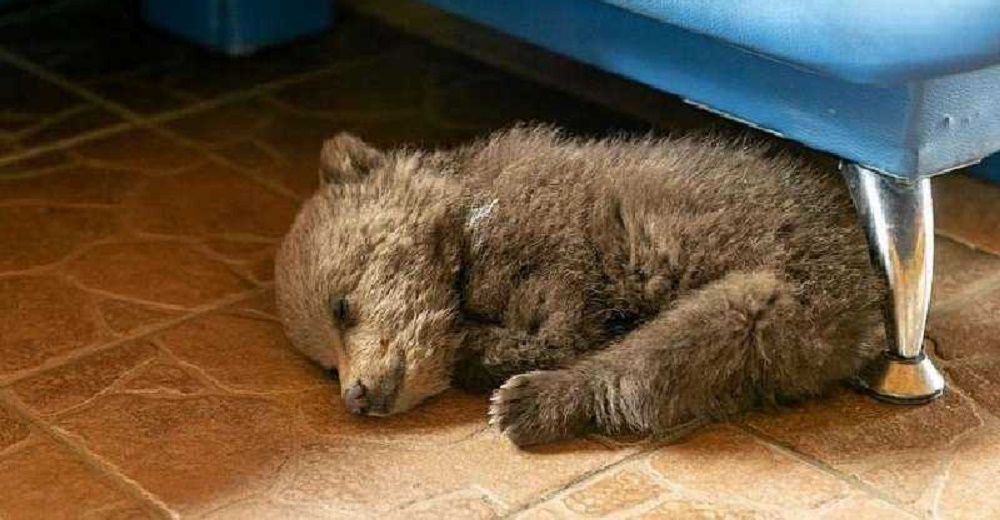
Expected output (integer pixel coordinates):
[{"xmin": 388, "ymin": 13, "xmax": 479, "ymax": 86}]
[{"xmin": 319, "ymin": 133, "xmax": 385, "ymax": 185}]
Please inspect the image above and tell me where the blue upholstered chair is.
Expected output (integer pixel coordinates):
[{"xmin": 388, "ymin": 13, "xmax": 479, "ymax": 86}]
[{"xmin": 412, "ymin": 0, "xmax": 1000, "ymax": 404}]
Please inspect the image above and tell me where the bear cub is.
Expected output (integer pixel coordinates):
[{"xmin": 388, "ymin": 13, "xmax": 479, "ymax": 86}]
[{"xmin": 275, "ymin": 126, "xmax": 884, "ymax": 446}]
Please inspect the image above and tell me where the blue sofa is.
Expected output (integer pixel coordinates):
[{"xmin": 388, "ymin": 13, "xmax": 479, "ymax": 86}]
[
  {"xmin": 412, "ymin": 0, "xmax": 1000, "ymax": 404},
  {"xmin": 420, "ymin": 0, "xmax": 1000, "ymax": 179}
]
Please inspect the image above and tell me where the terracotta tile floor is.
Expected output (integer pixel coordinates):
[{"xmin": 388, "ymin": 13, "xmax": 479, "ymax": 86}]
[{"xmin": 1, "ymin": 1, "xmax": 1000, "ymax": 518}]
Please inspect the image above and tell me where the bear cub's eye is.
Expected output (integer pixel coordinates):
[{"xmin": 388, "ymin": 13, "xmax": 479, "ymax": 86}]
[{"xmin": 330, "ymin": 296, "xmax": 352, "ymax": 325}]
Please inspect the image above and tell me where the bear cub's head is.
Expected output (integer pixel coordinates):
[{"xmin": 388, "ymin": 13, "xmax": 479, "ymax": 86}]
[{"xmin": 275, "ymin": 133, "xmax": 464, "ymax": 416}]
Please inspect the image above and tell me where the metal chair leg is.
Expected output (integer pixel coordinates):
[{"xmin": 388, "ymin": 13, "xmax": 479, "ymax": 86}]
[{"xmin": 842, "ymin": 162, "xmax": 945, "ymax": 404}]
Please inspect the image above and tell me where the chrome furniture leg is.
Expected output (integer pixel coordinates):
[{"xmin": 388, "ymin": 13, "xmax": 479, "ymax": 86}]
[{"xmin": 842, "ymin": 163, "xmax": 945, "ymax": 403}]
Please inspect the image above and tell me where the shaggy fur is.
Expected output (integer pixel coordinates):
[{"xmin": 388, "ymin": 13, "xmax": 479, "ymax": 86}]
[{"xmin": 275, "ymin": 126, "xmax": 884, "ymax": 445}]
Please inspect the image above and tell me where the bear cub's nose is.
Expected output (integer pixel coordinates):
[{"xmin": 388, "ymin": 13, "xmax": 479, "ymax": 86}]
[{"xmin": 344, "ymin": 381, "xmax": 369, "ymax": 415}]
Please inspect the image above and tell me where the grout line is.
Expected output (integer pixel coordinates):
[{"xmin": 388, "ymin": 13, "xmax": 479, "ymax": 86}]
[
  {"xmin": 923, "ymin": 430, "xmax": 968, "ymax": 520},
  {"xmin": 153, "ymin": 126, "xmax": 302, "ymax": 200},
  {"xmin": 141, "ymin": 89, "xmax": 260, "ymax": 125},
  {"xmin": 141, "ymin": 61, "xmax": 351, "ymax": 128},
  {"xmin": 0, "ymin": 46, "xmax": 303, "ymax": 200},
  {"xmin": 148, "ymin": 337, "xmax": 322, "ymax": 399},
  {"xmin": 0, "ymin": 390, "xmax": 178, "ymax": 519},
  {"xmin": 0, "ymin": 36, "xmax": 403, "ymax": 196},
  {"xmin": 499, "ymin": 420, "xmax": 714, "ymax": 517},
  {"xmin": 501, "ymin": 456, "xmax": 643, "ymax": 518},
  {"xmin": 499, "ymin": 439, "xmax": 672, "ymax": 519},
  {"xmin": 0, "ymin": 122, "xmax": 134, "ymax": 169},
  {"xmin": 7, "ymin": 104, "xmax": 90, "ymax": 141},
  {"xmin": 937, "ymin": 371, "xmax": 1000, "ymax": 436},
  {"xmin": 737, "ymin": 422, "xmax": 926, "ymax": 517},
  {"xmin": 0, "ymin": 288, "xmax": 270, "ymax": 389},
  {"xmin": 936, "ymin": 229, "xmax": 1000, "ymax": 259},
  {"xmin": 0, "ymin": 47, "xmax": 142, "ymax": 123}
]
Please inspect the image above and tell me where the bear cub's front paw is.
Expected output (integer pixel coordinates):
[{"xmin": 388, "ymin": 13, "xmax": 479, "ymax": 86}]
[{"xmin": 489, "ymin": 370, "xmax": 592, "ymax": 447}]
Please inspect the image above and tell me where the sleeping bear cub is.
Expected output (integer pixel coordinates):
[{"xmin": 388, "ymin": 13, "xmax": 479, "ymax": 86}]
[{"xmin": 275, "ymin": 126, "xmax": 884, "ymax": 446}]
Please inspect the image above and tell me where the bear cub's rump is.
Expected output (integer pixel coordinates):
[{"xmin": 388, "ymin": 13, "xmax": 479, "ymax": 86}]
[{"xmin": 275, "ymin": 126, "xmax": 883, "ymax": 446}]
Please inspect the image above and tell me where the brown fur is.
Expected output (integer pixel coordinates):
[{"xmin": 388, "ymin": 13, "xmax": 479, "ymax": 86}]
[{"xmin": 275, "ymin": 126, "xmax": 884, "ymax": 445}]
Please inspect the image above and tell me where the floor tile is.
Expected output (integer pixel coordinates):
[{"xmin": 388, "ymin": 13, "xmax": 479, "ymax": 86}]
[
  {"xmin": 648, "ymin": 426, "xmax": 846, "ymax": 512},
  {"xmin": 559, "ymin": 468, "xmax": 666, "ymax": 517},
  {"xmin": 323, "ymin": 434, "xmax": 629, "ymax": 516},
  {"xmin": 0, "ymin": 204, "xmax": 119, "ymax": 272},
  {"xmin": 271, "ymin": 46, "xmax": 430, "ymax": 118},
  {"xmin": 0, "ymin": 409, "xmax": 153, "ymax": 519},
  {"xmin": 69, "ymin": 128, "xmax": 204, "ymax": 174},
  {"xmin": 425, "ymin": 65, "xmax": 650, "ymax": 136},
  {"xmin": 10, "ymin": 340, "xmax": 161, "ymax": 416},
  {"xmin": 945, "ymin": 357, "xmax": 1000, "ymax": 417},
  {"xmin": 8, "ymin": 296, "xmax": 634, "ymax": 517},
  {"xmin": 224, "ymin": 291, "xmax": 281, "ymax": 326},
  {"xmin": 818, "ymin": 494, "xmax": 919, "ymax": 520},
  {"xmin": 0, "ymin": 441, "xmax": 154, "ymax": 519},
  {"xmin": 389, "ymin": 488, "xmax": 502, "ymax": 520},
  {"xmin": 0, "ymin": 404, "xmax": 30, "ymax": 452},
  {"xmin": 97, "ymin": 298, "xmax": 184, "ymax": 337},
  {"xmin": 934, "ymin": 422, "xmax": 1000, "ymax": 519},
  {"xmin": 154, "ymin": 311, "xmax": 327, "ymax": 394},
  {"xmin": 0, "ymin": 140, "xmax": 274, "ymax": 382},
  {"xmin": 164, "ymin": 95, "xmax": 460, "ymax": 199},
  {"xmin": 929, "ymin": 272, "xmax": 1000, "ymax": 417},
  {"xmin": 163, "ymin": 40, "xmax": 649, "ymax": 200},
  {"xmin": 935, "ymin": 173, "xmax": 1000, "ymax": 255},
  {"xmin": 0, "ymin": 161, "xmax": 144, "ymax": 205},
  {"xmin": 517, "ymin": 425, "xmax": 912, "ymax": 519},
  {"xmin": 626, "ymin": 499, "xmax": 782, "ymax": 520},
  {"xmin": 64, "ymin": 241, "xmax": 255, "ymax": 308},
  {"xmin": 162, "ymin": 97, "xmax": 330, "ymax": 198},
  {"xmin": 0, "ymin": 146, "xmax": 72, "ymax": 177},
  {"xmin": 43, "ymin": 388, "xmax": 634, "ymax": 517},
  {"xmin": 56, "ymin": 393, "xmax": 298, "ymax": 516},
  {"xmin": 197, "ymin": 498, "xmax": 331, "ymax": 520},
  {"xmin": 0, "ymin": 59, "xmax": 121, "ymax": 158},
  {"xmin": 0, "ymin": 0, "xmax": 419, "ymax": 115},
  {"xmin": 8, "ymin": 338, "xmax": 213, "ymax": 419},
  {"xmin": 200, "ymin": 238, "xmax": 277, "ymax": 284},
  {"xmin": 0, "ymin": 274, "xmax": 107, "ymax": 378},
  {"xmin": 746, "ymin": 389, "xmax": 982, "ymax": 510},
  {"xmin": 929, "ymin": 283, "xmax": 1000, "ymax": 362},
  {"xmin": 1, "ymin": 1, "xmax": 999, "ymax": 518},
  {"xmin": 931, "ymin": 236, "xmax": 1000, "ymax": 308},
  {"xmin": 123, "ymin": 162, "xmax": 297, "ymax": 239}
]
